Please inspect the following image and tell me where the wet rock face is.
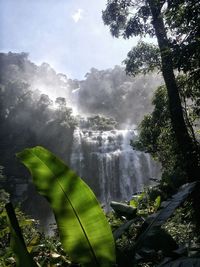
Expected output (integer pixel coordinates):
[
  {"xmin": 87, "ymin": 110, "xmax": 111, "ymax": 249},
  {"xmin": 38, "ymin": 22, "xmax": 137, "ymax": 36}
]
[{"xmin": 70, "ymin": 128, "xmax": 161, "ymax": 208}]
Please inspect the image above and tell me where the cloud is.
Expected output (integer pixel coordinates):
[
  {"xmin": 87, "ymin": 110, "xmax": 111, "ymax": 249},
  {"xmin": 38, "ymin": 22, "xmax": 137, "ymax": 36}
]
[{"xmin": 72, "ymin": 9, "xmax": 83, "ymax": 23}]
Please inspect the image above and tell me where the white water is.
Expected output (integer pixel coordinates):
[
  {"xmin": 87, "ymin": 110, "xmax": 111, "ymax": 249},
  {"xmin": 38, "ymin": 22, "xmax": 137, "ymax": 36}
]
[{"xmin": 70, "ymin": 128, "xmax": 161, "ymax": 207}]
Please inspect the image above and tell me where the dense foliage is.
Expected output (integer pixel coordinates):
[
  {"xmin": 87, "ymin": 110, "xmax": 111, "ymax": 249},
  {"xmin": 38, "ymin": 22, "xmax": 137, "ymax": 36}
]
[
  {"xmin": 1, "ymin": 152, "xmax": 199, "ymax": 267},
  {"xmin": 102, "ymin": 0, "xmax": 200, "ymax": 232},
  {"xmin": 132, "ymin": 77, "xmax": 200, "ymax": 187},
  {"xmin": 102, "ymin": 0, "xmax": 200, "ymax": 180},
  {"xmin": 0, "ymin": 189, "xmax": 71, "ymax": 267}
]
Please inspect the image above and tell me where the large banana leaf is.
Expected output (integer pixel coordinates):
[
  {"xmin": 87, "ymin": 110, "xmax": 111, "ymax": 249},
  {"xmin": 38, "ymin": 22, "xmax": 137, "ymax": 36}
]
[
  {"xmin": 5, "ymin": 203, "xmax": 38, "ymax": 267},
  {"xmin": 17, "ymin": 146, "xmax": 116, "ymax": 267},
  {"xmin": 134, "ymin": 182, "xmax": 196, "ymax": 253}
]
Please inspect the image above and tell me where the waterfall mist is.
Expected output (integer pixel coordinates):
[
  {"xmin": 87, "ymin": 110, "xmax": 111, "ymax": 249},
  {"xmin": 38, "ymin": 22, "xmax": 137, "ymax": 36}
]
[
  {"xmin": 0, "ymin": 52, "xmax": 162, "ymax": 224},
  {"xmin": 70, "ymin": 129, "xmax": 161, "ymax": 208}
]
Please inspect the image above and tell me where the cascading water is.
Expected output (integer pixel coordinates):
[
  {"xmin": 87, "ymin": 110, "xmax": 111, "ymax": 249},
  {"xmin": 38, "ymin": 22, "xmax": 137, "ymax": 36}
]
[{"xmin": 70, "ymin": 128, "xmax": 161, "ymax": 208}]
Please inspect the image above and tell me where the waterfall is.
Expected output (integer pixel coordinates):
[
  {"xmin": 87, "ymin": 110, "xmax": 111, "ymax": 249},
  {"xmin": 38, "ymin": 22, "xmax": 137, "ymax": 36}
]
[{"xmin": 70, "ymin": 128, "xmax": 161, "ymax": 207}]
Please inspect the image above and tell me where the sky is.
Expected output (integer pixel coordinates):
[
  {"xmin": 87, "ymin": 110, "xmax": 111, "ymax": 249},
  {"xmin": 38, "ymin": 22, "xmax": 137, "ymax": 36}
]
[{"xmin": 0, "ymin": 0, "xmax": 142, "ymax": 79}]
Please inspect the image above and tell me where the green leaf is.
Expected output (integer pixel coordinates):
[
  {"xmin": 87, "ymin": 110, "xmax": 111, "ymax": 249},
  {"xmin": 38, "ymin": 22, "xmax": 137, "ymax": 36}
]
[
  {"xmin": 129, "ymin": 199, "xmax": 138, "ymax": 208},
  {"xmin": 157, "ymin": 257, "xmax": 200, "ymax": 267},
  {"xmin": 17, "ymin": 146, "xmax": 116, "ymax": 267},
  {"xmin": 154, "ymin": 195, "xmax": 161, "ymax": 210},
  {"xmin": 134, "ymin": 182, "xmax": 196, "ymax": 253},
  {"xmin": 5, "ymin": 203, "xmax": 38, "ymax": 267}
]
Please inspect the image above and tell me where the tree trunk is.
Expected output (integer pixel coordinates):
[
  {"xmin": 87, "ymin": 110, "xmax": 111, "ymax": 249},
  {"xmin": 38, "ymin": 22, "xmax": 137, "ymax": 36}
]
[
  {"xmin": 147, "ymin": 0, "xmax": 200, "ymax": 225},
  {"xmin": 147, "ymin": 0, "xmax": 200, "ymax": 181}
]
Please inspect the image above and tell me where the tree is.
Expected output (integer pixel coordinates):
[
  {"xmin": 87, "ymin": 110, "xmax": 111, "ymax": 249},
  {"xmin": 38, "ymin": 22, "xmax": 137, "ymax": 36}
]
[
  {"xmin": 132, "ymin": 85, "xmax": 190, "ymax": 191},
  {"xmin": 102, "ymin": 0, "xmax": 200, "ymax": 181},
  {"xmin": 0, "ymin": 53, "xmax": 78, "ymax": 202},
  {"xmin": 102, "ymin": 0, "xmax": 200, "ymax": 222}
]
